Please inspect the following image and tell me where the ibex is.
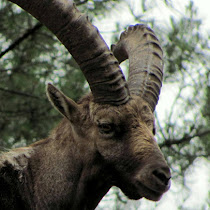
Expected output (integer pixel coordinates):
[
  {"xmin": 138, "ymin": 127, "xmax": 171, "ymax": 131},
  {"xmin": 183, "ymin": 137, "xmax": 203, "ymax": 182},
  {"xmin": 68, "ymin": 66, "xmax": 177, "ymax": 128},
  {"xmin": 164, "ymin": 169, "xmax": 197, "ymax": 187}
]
[{"xmin": 0, "ymin": 0, "xmax": 171, "ymax": 209}]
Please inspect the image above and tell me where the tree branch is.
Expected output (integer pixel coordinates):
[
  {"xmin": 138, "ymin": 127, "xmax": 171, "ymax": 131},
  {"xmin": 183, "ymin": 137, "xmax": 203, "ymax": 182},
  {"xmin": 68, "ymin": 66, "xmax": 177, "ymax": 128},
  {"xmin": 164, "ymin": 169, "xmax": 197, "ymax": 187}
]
[
  {"xmin": 159, "ymin": 129, "xmax": 210, "ymax": 148},
  {"xmin": 0, "ymin": 87, "xmax": 42, "ymax": 99},
  {"xmin": 0, "ymin": 1, "xmax": 88, "ymax": 59},
  {"xmin": 0, "ymin": 23, "xmax": 43, "ymax": 59}
]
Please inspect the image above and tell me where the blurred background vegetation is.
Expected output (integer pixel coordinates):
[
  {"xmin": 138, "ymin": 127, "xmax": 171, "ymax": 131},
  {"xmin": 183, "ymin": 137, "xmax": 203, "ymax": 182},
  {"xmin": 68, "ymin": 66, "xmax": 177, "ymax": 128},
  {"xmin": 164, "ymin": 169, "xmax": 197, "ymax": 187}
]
[{"xmin": 0, "ymin": 0, "xmax": 209, "ymax": 209}]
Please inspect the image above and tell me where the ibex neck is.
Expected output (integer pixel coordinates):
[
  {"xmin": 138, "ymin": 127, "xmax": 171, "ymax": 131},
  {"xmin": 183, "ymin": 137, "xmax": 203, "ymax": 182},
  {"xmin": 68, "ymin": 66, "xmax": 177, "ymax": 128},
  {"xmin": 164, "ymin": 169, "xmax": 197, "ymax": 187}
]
[
  {"xmin": 30, "ymin": 119, "xmax": 111, "ymax": 209},
  {"xmin": 71, "ymin": 161, "xmax": 111, "ymax": 209}
]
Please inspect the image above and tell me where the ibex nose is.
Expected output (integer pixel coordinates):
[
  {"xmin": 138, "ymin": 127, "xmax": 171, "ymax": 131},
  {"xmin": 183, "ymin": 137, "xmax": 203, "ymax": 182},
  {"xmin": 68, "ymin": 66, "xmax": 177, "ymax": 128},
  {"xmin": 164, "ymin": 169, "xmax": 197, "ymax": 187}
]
[{"xmin": 153, "ymin": 167, "xmax": 171, "ymax": 186}]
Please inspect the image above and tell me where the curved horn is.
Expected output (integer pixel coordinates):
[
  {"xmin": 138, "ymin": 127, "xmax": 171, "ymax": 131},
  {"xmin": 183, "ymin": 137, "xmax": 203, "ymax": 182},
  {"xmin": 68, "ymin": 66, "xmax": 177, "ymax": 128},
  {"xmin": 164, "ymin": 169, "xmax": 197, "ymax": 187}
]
[
  {"xmin": 9, "ymin": 0, "xmax": 130, "ymax": 105},
  {"xmin": 112, "ymin": 24, "xmax": 163, "ymax": 111}
]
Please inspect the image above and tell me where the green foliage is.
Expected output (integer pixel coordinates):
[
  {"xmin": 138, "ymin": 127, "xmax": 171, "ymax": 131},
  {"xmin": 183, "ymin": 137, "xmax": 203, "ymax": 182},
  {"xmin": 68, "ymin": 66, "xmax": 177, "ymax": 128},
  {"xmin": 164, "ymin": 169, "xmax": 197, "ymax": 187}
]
[
  {"xmin": 158, "ymin": 2, "xmax": 210, "ymax": 176},
  {"xmin": 0, "ymin": 1, "xmax": 60, "ymax": 148},
  {"xmin": 164, "ymin": 2, "xmax": 207, "ymax": 80},
  {"xmin": 201, "ymin": 78, "xmax": 210, "ymax": 156}
]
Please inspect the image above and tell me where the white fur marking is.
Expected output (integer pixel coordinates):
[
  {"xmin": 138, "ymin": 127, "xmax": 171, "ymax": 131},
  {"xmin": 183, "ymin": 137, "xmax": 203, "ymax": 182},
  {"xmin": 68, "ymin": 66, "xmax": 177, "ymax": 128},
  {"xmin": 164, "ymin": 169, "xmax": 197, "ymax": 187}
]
[{"xmin": 0, "ymin": 147, "xmax": 34, "ymax": 171}]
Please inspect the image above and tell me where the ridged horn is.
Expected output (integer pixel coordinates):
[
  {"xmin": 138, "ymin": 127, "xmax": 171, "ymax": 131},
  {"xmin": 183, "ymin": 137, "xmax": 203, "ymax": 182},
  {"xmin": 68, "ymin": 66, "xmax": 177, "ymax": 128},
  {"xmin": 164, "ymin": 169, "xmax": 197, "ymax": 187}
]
[
  {"xmin": 9, "ymin": 0, "xmax": 130, "ymax": 105},
  {"xmin": 112, "ymin": 24, "xmax": 163, "ymax": 111}
]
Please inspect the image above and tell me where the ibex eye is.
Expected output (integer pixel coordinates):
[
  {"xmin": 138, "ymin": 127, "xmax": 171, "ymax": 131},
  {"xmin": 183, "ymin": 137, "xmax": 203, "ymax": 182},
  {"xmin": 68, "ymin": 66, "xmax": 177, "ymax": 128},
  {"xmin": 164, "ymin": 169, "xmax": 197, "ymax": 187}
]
[{"xmin": 98, "ymin": 123, "xmax": 114, "ymax": 134}]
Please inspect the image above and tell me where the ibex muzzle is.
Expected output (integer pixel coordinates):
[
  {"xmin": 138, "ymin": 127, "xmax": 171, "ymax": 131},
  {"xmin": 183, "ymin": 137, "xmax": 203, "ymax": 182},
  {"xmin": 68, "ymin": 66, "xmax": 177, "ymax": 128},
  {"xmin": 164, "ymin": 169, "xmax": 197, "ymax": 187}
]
[{"xmin": 0, "ymin": 0, "xmax": 171, "ymax": 209}]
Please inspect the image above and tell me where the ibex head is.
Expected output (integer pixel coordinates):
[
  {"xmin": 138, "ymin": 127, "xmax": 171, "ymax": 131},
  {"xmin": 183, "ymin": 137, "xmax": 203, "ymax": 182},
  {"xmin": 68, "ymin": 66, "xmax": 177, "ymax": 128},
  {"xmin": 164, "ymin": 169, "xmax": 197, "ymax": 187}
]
[
  {"xmin": 6, "ymin": 0, "xmax": 171, "ymax": 206},
  {"xmin": 46, "ymin": 23, "xmax": 171, "ymax": 201}
]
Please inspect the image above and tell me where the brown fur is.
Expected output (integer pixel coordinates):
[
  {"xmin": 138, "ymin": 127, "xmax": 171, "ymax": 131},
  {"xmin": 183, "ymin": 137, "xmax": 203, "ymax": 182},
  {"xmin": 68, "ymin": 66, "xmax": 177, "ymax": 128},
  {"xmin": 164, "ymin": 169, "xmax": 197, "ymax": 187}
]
[{"xmin": 0, "ymin": 93, "xmax": 171, "ymax": 209}]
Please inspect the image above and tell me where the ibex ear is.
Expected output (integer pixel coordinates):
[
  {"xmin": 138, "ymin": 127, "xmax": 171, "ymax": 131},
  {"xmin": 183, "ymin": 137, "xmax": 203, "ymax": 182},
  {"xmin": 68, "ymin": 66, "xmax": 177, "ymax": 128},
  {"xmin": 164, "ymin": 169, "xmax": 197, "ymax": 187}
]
[{"xmin": 46, "ymin": 83, "xmax": 80, "ymax": 122}]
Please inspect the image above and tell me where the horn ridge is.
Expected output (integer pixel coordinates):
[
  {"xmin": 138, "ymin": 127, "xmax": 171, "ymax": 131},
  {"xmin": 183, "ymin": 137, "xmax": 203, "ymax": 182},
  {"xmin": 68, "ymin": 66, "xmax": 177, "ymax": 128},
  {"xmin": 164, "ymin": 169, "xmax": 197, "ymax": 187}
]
[{"xmin": 112, "ymin": 24, "xmax": 163, "ymax": 111}]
